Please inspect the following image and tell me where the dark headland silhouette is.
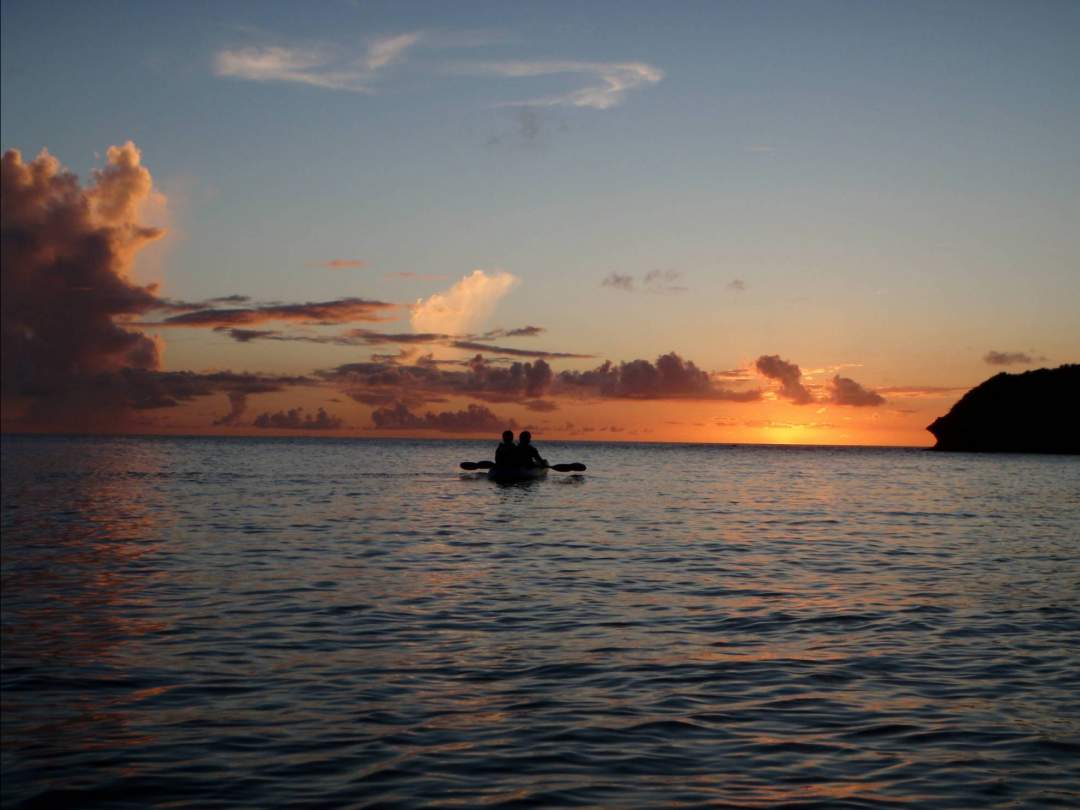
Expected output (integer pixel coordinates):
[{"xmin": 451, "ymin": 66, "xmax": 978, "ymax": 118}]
[{"xmin": 927, "ymin": 364, "xmax": 1080, "ymax": 454}]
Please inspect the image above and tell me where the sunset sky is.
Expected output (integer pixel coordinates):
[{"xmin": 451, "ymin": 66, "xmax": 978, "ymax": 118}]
[{"xmin": 3, "ymin": 0, "xmax": 1078, "ymax": 445}]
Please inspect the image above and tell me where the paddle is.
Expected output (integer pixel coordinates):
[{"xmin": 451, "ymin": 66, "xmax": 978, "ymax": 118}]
[{"xmin": 459, "ymin": 461, "xmax": 586, "ymax": 472}]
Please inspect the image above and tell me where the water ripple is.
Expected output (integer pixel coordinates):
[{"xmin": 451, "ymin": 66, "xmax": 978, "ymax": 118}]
[{"xmin": 2, "ymin": 436, "xmax": 1079, "ymax": 808}]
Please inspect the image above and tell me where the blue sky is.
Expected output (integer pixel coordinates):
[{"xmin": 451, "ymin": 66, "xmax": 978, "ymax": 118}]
[{"xmin": 3, "ymin": 0, "xmax": 1078, "ymax": 441}]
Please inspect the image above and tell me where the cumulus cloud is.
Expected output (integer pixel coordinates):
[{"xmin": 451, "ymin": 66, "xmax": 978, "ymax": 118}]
[
  {"xmin": 410, "ymin": 269, "xmax": 518, "ymax": 335},
  {"xmin": 828, "ymin": 375, "xmax": 886, "ymax": 407},
  {"xmin": 754, "ymin": 355, "xmax": 814, "ymax": 405},
  {"xmin": 0, "ymin": 141, "xmax": 332, "ymax": 431},
  {"xmin": 2, "ymin": 143, "xmax": 166, "ymax": 425},
  {"xmin": 253, "ymin": 406, "xmax": 344, "ymax": 430},
  {"xmin": 559, "ymin": 353, "xmax": 761, "ymax": 401},
  {"xmin": 459, "ymin": 60, "xmax": 663, "ymax": 109},
  {"xmin": 984, "ymin": 350, "xmax": 1043, "ymax": 366},
  {"xmin": 371, "ymin": 402, "xmax": 511, "ymax": 433},
  {"xmin": 159, "ymin": 297, "xmax": 396, "ymax": 328},
  {"xmin": 215, "ymin": 33, "xmax": 421, "ymax": 92}
]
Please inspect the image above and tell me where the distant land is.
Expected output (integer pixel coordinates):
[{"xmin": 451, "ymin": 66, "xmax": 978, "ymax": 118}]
[{"xmin": 927, "ymin": 365, "xmax": 1080, "ymax": 454}]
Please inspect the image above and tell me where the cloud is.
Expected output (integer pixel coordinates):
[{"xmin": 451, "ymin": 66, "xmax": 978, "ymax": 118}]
[
  {"xmin": 321, "ymin": 259, "xmax": 366, "ymax": 269},
  {"xmin": 219, "ymin": 328, "xmax": 279, "ymax": 343},
  {"xmin": 319, "ymin": 355, "xmax": 557, "ymax": 406},
  {"xmin": 984, "ymin": 350, "xmax": 1044, "ymax": 366},
  {"xmin": 215, "ymin": 325, "xmax": 585, "ymax": 360},
  {"xmin": 524, "ymin": 399, "xmax": 559, "ymax": 412},
  {"xmin": 727, "ymin": 279, "xmax": 747, "ymax": 292},
  {"xmin": 460, "ymin": 60, "xmax": 663, "ymax": 109},
  {"xmin": 601, "ymin": 273, "xmax": 635, "ymax": 292},
  {"xmin": 484, "ymin": 325, "xmax": 544, "ymax": 338},
  {"xmin": 559, "ymin": 353, "xmax": 762, "ymax": 401},
  {"xmin": 159, "ymin": 297, "xmax": 396, "ymax": 328},
  {"xmin": 371, "ymin": 402, "xmax": 511, "ymax": 433},
  {"xmin": 828, "ymin": 375, "xmax": 886, "ymax": 407},
  {"xmin": 253, "ymin": 406, "xmax": 344, "ymax": 430},
  {"xmin": 877, "ymin": 385, "xmax": 970, "ymax": 399},
  {"xmin": 365, "ymin": 33, "xmax": 421, "ymax": 71},
  {"xmin": 215, "ymin": 33, "xmax": 421, "ymax": 92},
  {"xmin": 1, "ymin": 143, "xmax": 167, "ymax": 426},
  {"xmin": 214, "ymin": 391, "xmax": 250, "ymax": 426},
  {"xmin": 643, "ymin": 269, "xmax": 685, "ymax": 294},
  {"xmin": 447, "ymin": 341, "xmax": 591, "ymax": 359},
  {"xmin": 754, "ymin": 355, "xmax": 814, "ymax": 404},
  {"xmin": 410, "ymin": 269, "xmax": 518, "ymax": 334},
  {"xmin": 601, "ymin": 270, "xmax": 685, "ymax": 294}
]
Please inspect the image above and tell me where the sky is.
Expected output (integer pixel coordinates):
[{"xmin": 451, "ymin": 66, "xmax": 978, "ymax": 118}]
[{"xmin": 2, "ymin": 0, "xmax": 1078, "ymax": 446}]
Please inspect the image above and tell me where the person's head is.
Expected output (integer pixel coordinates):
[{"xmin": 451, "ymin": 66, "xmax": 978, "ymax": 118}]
[{"xmin": 519, "ymin": 430, "xmax": 532, "ymax": 445}]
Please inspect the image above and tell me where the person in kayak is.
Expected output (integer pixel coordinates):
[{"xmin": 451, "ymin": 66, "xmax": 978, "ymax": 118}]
[
  {"xmin": 516, "ymin": 431, "xmax": 547, "ymax": 468},
  {"xmin": 495, "ymin": 430, "xmax": 516, "ymax": 466}
]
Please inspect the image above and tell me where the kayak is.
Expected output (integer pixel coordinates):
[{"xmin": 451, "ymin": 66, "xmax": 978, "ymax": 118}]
[{"xmin": 487, "ymin": 465, "xmax": 549, "ymax": 483}]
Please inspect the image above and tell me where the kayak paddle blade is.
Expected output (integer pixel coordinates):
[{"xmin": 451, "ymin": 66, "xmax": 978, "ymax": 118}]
[
  {"xmin": 551, "ymin": 462, "xmax": 587, "ymax": 472},
  {"xmin": 460, "ymin": 461, "xmax": 495, "ymax": 470}
]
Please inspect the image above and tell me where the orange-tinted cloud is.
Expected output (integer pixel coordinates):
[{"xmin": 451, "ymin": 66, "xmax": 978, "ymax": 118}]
[
  {"xmin": 877, "ymin": 385, "xmax": 970, "ymax": 399},
  {"xmin": 371, "ymin": 402, "xmax": 511, "ymax": 432},
  {"xmin": 1, "ymin": 143, "xmax": 169, "ymax": 426},
  {"xmin": 321, "ymin": 259, "xmax": 366, "ymax": 269},
  {"xmin": 410, "ymin": 269, "xmax": 518, "ymax": 334}
]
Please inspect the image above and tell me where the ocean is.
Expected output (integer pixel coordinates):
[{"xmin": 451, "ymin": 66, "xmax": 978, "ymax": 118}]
[{"xmin": 2, "ymin": 435, "xmax": 1078, "ymax": 808}]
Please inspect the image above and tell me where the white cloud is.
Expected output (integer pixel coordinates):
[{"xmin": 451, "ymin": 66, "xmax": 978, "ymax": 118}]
[
  {"xmin": 215, "ymin": 33, "xmax": 422, "ymax": 92},
  {"xmin": 411, "ymin": 270, "xmax": 518, "ymax": 335},
  {"xmin": 365, "ymin": 33, "xmax": 421, "ymax": 71},
  {"xmin": 457, "ymin": 60, "xmax": 663, "ymax": 109}
]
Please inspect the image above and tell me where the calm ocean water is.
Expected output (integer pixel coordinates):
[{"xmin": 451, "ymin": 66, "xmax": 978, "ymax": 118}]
[{"xmin": 2, "ymin": 435, "xmax": 1078, "ymax": 809}]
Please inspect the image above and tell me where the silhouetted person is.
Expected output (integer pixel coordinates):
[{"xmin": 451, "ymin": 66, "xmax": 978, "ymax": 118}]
[
  {"xmin": 516, "ymin": 430, "xmax": 547, "ymax": 468},
  {"xmin": 495, "ymin": 430, "xmax": 516, "ymax": 466}
]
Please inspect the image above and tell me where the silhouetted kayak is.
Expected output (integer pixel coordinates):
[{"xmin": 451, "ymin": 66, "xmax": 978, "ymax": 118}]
[{"xmin": 487, "ymin": 465, "xmax": 549, "ymax": 483}]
